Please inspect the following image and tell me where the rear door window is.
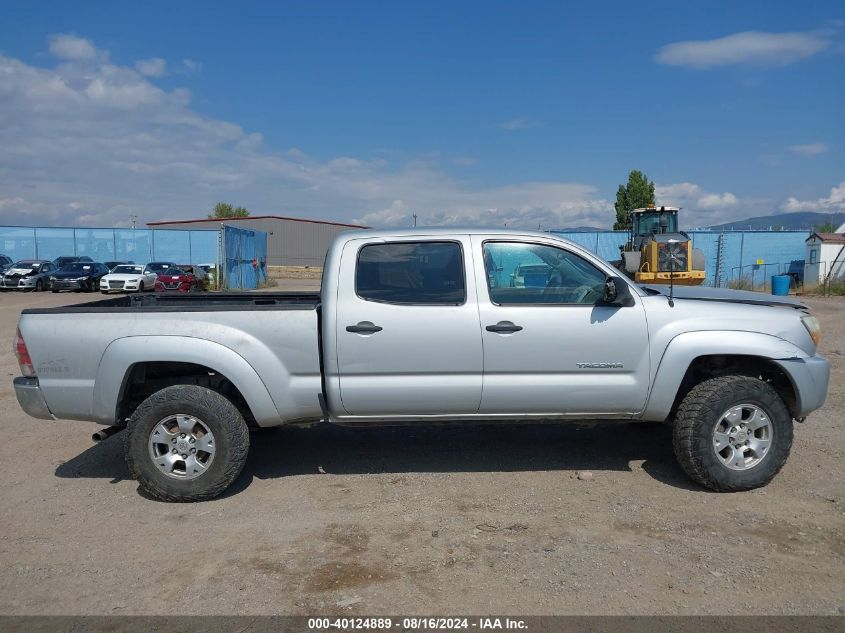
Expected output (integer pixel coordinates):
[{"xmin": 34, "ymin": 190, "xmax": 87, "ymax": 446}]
[{"xmin": 356, "ymin": 241, "xmax": 465, "ymax": 305}]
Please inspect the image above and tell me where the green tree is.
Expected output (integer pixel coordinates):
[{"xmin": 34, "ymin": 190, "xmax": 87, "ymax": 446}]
[
  {"xmin": 814, "ymin": 221, "xmax": 836, "ymax": 233},
  {"xmin": 208, "ymin": 202, "xmax": 250, "ymax": 219},
  {"xmin": 613, "ymin": 170, "xmax": 655, "ymax": 230}
]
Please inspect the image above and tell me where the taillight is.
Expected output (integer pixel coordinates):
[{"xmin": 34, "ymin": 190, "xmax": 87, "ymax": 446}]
[{"xmin": 14, "ymin": 327, "xmax": 36, "ymax": 377}]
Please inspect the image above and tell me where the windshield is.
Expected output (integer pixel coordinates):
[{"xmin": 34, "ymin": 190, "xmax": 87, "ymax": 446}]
[
  {"xmin": 147, "ymin": 263, "xmax": 171, "ymax": 272},
  {"xmin": 11, "ymin": 262, "xmax": 39, "ymax": 272},
  {"xmin": 62, "ymin": 263, "xmax": 94, "ymax": 272},
  {"xmin": 635, "ymin": 211, "xmax": 678, "ymax": 235},
  {"xmin": 114, "ymin": 265, "xmax": 143, "ymax": 274},
  {"xmin": 162, "ymin": 268, "xmax": 185, "ymax": 276}
]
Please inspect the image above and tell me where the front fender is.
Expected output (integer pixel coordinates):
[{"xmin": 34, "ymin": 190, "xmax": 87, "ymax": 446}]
[
  {"xmin": 641, "ymin": 330, "xmax": 810, "ymax": 421},
  {"xmin": 92, "ymin": 336, "xmax": 281, "ymax": 426}
]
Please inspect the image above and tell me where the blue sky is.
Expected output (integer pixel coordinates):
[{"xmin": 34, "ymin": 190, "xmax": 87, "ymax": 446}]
[{"xmin": 0, "ymin": 1, "xmax": 843, "ymax": 228}]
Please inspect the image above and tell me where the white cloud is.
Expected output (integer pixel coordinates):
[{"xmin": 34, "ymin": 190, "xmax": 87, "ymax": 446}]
[
  {"xmin": 655, "ymin": 30, "xmax": 832, "ymax": 69},
  {"xmin": 497, "ymin": 116, "xmax": 542, "ymax": 131},
  {"xmin": 180, "ymin": 59, "xmax": 202, "ymax": 74},
  {"xmin": 654, "ymin": 182, "xmax": 741, "ymax": 225},
  {"xmin": 784, "ymin": 181, "xmax": 845, "ymax": 212},
  {"xmin": 0, "ymin": 36, "xmax": 613, "ymax": 231},
  {"xmin": 135, "ymin": 57, "xmax": 167, "ymax": 77},
  {"xmin": 48, "ymin": 34, "xmax": 99, "ymax": 61},
  {"xmin": 788, "ymin": 142, "xmax": 829, "ymax": 156}
]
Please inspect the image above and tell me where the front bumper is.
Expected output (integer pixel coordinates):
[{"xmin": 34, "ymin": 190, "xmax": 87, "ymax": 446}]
[
  {"xmin": 13, "ymin": 377, "xmax": 55, "ymax": 420},
  {"xmin": 773, "ymin": 355, "xmax": 830, "ymax": 418},
  {"xmin": 1, "ymin": 277, "xmax": 37, "ymax": 289},
  {"xmin": 101, "ymin": 281, "xmax": 140, "ymax": 292},
  {"xmin": 156, "ymin": 282, "xmax": 192, "ymax": 292},
  {"xmin": 52, "ymin": 279, "xmax": 89, "ymax": 291}
]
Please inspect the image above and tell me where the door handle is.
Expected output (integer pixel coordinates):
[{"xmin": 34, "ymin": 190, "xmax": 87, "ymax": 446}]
[
  {"xmin": 346, "ymin": 321, "xmax": 383, "ymax": 334},
  {"xmin": 486, "ymin": 321, "xmax": 523, "ymax": 333}
]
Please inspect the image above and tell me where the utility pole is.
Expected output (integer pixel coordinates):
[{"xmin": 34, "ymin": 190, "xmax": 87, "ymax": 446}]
[
  {"xmin": 130, "ymin": 214, "xmax": 137, "ymax": 231},
  {"xmin": 412, "ymin": 213, "xmax": 417, "ymax": 227}
]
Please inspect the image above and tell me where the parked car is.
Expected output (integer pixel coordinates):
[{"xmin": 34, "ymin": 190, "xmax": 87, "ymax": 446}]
[
  {"xmin": 104, "ymin": 261, "xmax": 133, "ymax": 272},
  {"xmin": 0, "ymin": 255, "xmax": 13, "ymax": 273},
  {"xmin": 100, "ymin": 264, "xmax": 157, "ymax": 294},
  {"xmin": 176, "ymin": 264, "xmax": 210, "ymax": 289},
  {"xmin": 52, "ymin": 256, "xmax": 93, "ymax": 269},
  {"xmin": 154, "ymin": 266, "xmax": 201, "ymax": 292},
  {"xmin": 198, "ymin": 263, "xmax": 218, "ymax": 288},
  {"xmin": 1, "ymin": 260, "xmax": 56, "ymax": 291},
  {"xmin": 50, "ymin": 262, "xmax": 110, "ymax": 293},
  {"xmin": 11, "ymin": 229, "xmax": 830, "ymax": 502},
  {"xmin": 146, "ymin": 261, "xmax": 177, "ymax": 275}
]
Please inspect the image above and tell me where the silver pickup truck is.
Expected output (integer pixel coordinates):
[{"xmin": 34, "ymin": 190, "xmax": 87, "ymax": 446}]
[{"xmin": 13, "ymin": 229, "xmax": 829, "ymax": 501}]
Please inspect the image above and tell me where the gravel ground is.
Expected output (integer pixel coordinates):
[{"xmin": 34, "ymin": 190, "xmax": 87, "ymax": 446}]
[{"xmin": 0, "ymin": 289, "xmax": 842, "ymax": 615}]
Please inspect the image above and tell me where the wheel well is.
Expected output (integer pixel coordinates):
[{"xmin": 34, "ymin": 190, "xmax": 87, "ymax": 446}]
[
  {"xmin": 670, "ymin": 355, "xmax": 798, "ymax": 420},
  {"xmin": 117, "ymin": 362, "xmax": 256, "ymax": 426}
]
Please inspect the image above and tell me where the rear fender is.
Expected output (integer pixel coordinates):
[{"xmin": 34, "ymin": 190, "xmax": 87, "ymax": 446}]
[{"xmin": 93, "ymin": 336, "xmax": 280, "ymax": 425}]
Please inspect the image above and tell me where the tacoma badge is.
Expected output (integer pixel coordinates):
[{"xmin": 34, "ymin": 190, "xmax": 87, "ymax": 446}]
[{"xmin": 577, "ymin": 362, "xmax": 624, "ymax": 369}]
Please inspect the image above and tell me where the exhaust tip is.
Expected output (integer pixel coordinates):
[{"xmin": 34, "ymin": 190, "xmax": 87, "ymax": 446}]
[{"xmin": 92, "ymin": 425, "xmax": 124, "ymax": 442}]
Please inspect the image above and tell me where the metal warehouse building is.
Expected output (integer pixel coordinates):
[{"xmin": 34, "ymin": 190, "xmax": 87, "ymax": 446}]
[{"xmin": 147, "ymin": 215, "xmax": 367, "ymax": 266}]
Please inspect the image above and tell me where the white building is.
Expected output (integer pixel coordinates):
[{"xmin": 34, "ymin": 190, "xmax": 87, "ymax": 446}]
[{"xmin": 805, "ymin": 232, "xmax": 845, "ymax": 283}]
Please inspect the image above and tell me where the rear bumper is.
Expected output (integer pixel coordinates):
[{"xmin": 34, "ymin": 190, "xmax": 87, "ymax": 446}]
[
  {"xmin": 773, "ymin": 355, "xmax": 830, "ymax": 418},
  {"xmin": 635, "ymin": 271, "xmax": 706, "ymax": 286},
  {"xmin": 13, "ymin": 377, "xmax": 55, "ymax": 420}
]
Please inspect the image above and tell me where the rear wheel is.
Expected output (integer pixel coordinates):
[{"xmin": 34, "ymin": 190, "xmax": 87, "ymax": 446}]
[
  {"xmin": 673, "ymin": 375, "xmax": 792, "ymax": 491},
  {"xmin": 125, "ymin": 385, "xmax": 250, "ymax": 502},
  {"xmin": 35, "ymin": 279, "xmax": 43, "ymax": 292}
]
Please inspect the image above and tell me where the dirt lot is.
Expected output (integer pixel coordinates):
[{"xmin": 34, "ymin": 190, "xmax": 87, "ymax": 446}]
[{"xmin": 0, "ymin": 290, "xmax": 842, "ymax": 615}]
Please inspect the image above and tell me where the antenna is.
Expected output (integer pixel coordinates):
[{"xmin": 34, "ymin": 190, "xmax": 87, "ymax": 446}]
[
  {"xmin": 412, "ymin": 213, "xmax": 417, "ymax": 228},
  {"xmin": 666, "ymin": 237, "xmax": 683, "ymax": 308}
]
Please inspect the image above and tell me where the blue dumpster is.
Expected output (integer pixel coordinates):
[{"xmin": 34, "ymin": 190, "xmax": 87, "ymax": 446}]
[{"xmin": 771, "ymin": 275, "xmax": 791, "ymax": 296}]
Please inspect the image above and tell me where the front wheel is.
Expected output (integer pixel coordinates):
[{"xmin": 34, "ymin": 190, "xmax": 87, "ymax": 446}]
[
  {"xmin": 673, "ymin": 375, "xmax": 792, "ymax": 492},
  {"xmin": 125, "ymin": 385, "xmax": 250, "ymax": 502},
  {"xmin": 35, "ymin": 279, "xmax": 43, "ymax": 292},
  {"xmin": 138, "ymin": 282, "xmax": 144, "ymax": 293}
]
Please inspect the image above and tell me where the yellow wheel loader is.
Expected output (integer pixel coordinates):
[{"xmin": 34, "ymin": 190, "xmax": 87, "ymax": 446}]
[{"xmin": 618, "ymin": 206, "xmax": 706, "ymax": 286}]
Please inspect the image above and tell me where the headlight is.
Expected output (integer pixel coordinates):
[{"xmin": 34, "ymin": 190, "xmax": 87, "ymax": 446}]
[
  {"xmin": 801, "ymin": 315, "xmax": 821, "ymax": 347},
  {"xmin": 50, "ymin": 276, "xmax": 56, "ymax": 282}
]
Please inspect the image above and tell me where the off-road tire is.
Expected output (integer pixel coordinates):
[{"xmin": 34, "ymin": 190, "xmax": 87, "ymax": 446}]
[
  {"xmin": 125, "ymin": 385, "xmax": 250, "ymax": 502},
  {"xmin": 673, "ymin": 375, "xmax": 792, "ymax": 492}
]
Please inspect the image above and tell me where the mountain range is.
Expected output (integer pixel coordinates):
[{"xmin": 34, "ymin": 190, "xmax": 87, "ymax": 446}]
[
  {"xmin": 558, "ymin": 212, "xmax": 844, "ymax": 233},
  {"xmin": 703, "ymin": 212, "xmax": 845, "ymax": 232}
]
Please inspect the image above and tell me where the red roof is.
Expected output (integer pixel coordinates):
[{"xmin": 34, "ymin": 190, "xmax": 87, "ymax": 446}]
[
  {"xmin": 147, "ymin": 215, "xmax": 368, "ymax": 229},
  {"xmin": 806, "ymin": 232, "xmax": 845, "ymax": 244}
]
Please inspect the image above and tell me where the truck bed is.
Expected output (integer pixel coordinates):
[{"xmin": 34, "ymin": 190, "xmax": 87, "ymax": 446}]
[
  {"xmin": 18, "ymin": 291, "xmax": 324, "ymax": 426},
  {"xmin": 21, "ymin": 291, "xmax": 321, "ymax": 314}
]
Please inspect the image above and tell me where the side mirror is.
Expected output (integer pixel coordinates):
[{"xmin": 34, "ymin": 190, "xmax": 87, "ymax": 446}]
[{"xmin": 601, "ymin": 276, "xmax": 634, "ymax": 307}]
